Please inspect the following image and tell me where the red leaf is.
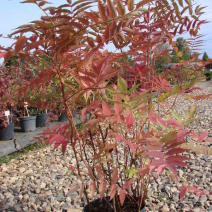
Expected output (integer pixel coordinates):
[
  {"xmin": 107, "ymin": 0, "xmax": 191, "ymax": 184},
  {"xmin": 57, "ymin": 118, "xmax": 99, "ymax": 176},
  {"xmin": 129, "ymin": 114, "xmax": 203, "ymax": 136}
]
[
  {"xmin": 123, "ymin": 179, "xmax": 133, "ymax": 190},
  {"xmin": 114, "ymin": 103, "xmax": 122, "ymax": 116},
  {"xmin": 167, "ymin": 119, "xmax": 183, "ymax": 129},
  {"xmin": 180, "ymin": 186, "xmax": 187, "ymax": 200},
  {"xmin": 69, "ymin": 183, "xmax": 80, "ymax": 193},
  {"xmin": 70, "ymin": 165, "xmax": 75, "ymax": 172},
  {"xmin": 192, "ymin": 131, "xmax": 198, "ymax": 140},
  {"xmin": 98, "ymin": 0, "xmax": 107, "ymax": 22},
  {"xmin": 49, "ymin": 134, "xmax": 66, "ymax": 144},
  {"xmin": 115, "ymin": 133, "xmax": 124, "ymax": 142},
  {"xmin": 125, "ymin": 109, "xmax": 134, "ymax": 129},
  {"xmin": 0, "ymin": 52, "xmax": 5, "ymax": 58},
  {"xmin": 111, "ymin": 168, "xmax": 118, "ymax": 184},
  {"xmin": 127, "ymin": 142, "xmax": 137, "ymax": 157},
  {"xmin": 198, "ymin": 131, "xmax": 208, "ymax": 143},
  {"xmin": 61, "ymin": 141, "xmax": 68, "ymax": 155},
  {"xmin": 102, "ymin": 100, "xmax": 112, "ymax": 116},
  {"xmin": 81, "ymin": 107, "xmax": 87, "ymax": 121},
  {"xmin": 119, "ymin": 189, "xmax": 126, "ymax": 206},
  {"xmin": 149, "ymin": 111, "xmax": 157, "ymax": 123},
  {"xmin": 109, "ymin": 184, "xmax": 118, "ymax": 200},
  {"xmin": 15, "ymin": 36, "xmax": 27, "ymax": 52},
  {"xmin": 180, "ymin": 185, "xmax": 205, "ymax": 201},
  {"xmin": 89, "ymin": 181, "xmax": 96, "ymax": 199},
  {"xmin": 48, "ymin": 134, "xmax": 68, "ymax": 155},
  {"xmin": 99, "ymin": 178, "xmax": 106, "ymax": 198}
]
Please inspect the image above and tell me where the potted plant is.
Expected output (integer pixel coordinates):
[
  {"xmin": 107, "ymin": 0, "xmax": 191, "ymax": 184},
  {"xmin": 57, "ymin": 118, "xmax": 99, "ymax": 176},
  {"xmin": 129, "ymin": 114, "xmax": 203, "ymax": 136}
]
[
  {"xmin": 3, "ymin": 0, "xmax": 209, "ymax": 211},
  {"xmin": 0, "ymin": 66, "xmax": 14, "ymax": 140},
  {"xmin": 36, "ymin": 109, "xmax": 49, "ymax": 127},
  {"xmin": 19, "ymin": 102, "xmax": 36, "ymax": 132},
  {"xmin": 0, "ymin": 110, "xmax": 14, "ymax": 141},
  {"xmin": 58, "ymin": 110, "xmax": 68, "ymax": 122}
]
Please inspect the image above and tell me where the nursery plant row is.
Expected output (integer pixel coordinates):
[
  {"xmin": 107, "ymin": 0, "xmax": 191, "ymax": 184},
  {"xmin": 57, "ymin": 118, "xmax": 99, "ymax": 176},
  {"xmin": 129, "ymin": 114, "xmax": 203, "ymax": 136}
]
[{"xmin": 0, "ymin": 110, "xmax": 68, "ymax": 141}]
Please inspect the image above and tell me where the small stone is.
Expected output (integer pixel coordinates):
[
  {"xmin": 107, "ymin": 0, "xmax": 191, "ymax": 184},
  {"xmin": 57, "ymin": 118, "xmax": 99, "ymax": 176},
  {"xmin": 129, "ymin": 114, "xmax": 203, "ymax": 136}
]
[
  {"xmin": 178, "ymin": 169, "xmax": 184, "ymax": 178},
  {"xmin": 170, "ymin": 204, "xmax": 175, "ymax": 210},
  {"xmin": 30, "ymin": 203, "xmax": 37, "ymax": 210},
  {"xmin": 64, "ymin": 188, "xmax": 69, "ymax": 196},
  {"xmin": 193, "ymin": 208, "xmax": 201, "ymax": 212},
  {"xmin": 19, "ymin": 167, "xmax": 25, "ymax": 173},
  {"xmin": 44, "ymin": 206, "xmax": 51, "ymax": 211},
  {"xmin": 9, "ymin": 177, "xmax": 17, "ymax": 184},
  {"xmin": 18, "ymin": 194, "xmax": 23, "ymax": 200},
  {"xmin": 35, "ymin": 188, "xmax": 41, "ymax": 194},
  {"xmin": 208, "ymin": 195, "xmax": 212, "ymax": 201},
  {"xmin": 40, "ymin": 182, "xmax": 46, "ymax": 189},
  {"xmin": 170, "ymin": 187, "xmax": 178, "ymax": 193},
  {"xmin": 199, "ymin": 195, "xmax": 207, "ymax": 203},
  {"xmin": 45, "ymin": 190, "xmax": 52, "ymax": 196},
  {"xmin": 23, "ymin": 194, "xmax": 29, "ymax": 201},
  {"xmin": 57, "ymin": 193, "xmax": 65, "ymax": 202},
  {"xmin": 161, "ymin": 204, "xmax": 169, "ymax": 212}
]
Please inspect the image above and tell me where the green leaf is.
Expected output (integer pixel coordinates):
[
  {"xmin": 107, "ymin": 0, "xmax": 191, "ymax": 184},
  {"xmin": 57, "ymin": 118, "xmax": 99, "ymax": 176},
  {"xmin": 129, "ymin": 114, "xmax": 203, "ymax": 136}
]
[
  {"xmin": 127, "ymin": 168, "xmax": 139, "ymax": 178},
  {"xmin": 172, "ymin": 112, "xmax": 182, "ymax": 122},
  {"xmin": 183, "ymin": 105, "xmax": 197, "ymax": 125},
  {"xmin": 161, "ymin": 131, "xmax": 177, "ymax": 144},
  {"xmin": 118, "ymin": 77, "xmax": 128, "ymax": 93}
]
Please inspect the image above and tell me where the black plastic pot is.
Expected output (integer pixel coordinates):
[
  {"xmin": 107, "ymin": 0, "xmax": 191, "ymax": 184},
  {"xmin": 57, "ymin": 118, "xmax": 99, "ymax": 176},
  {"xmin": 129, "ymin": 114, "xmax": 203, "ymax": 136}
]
[
  {"xmin": 74, "ymin": 111, "xmax": 91, "ymax": 125},
  {"xmin": 58, "ymin": 112, "xmax": 68, "ymax": 122},
  {"xmin": 0, "ymin": 122, "xmax": 14, "ymax": 141},
  {"xmin": 36, "ymin": 113, "xmax": 48, "ymax": 128},
  {"xmin": 83, "ymin": 197, "xmax": 145, "ymax": 212},
  {"xmin": 20, "ymin": 116, "xmax": 36, "ymax": 132}
]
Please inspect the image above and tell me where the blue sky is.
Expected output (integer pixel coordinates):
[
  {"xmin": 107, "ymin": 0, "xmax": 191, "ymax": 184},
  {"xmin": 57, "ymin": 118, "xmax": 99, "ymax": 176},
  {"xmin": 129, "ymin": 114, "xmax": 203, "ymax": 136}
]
[{"xmin": 0, "ymin": 0, "xmax": 212, "ymax": 57}]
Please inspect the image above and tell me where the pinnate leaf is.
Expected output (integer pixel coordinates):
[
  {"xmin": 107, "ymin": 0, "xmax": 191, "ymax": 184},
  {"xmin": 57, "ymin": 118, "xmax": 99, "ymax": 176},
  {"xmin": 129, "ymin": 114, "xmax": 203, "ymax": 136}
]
[
  {"xmin": 81, "ymin": 107, "xmax": 87, "ymax": 121},
  {"xmin": 198, "ymin": 131, "xmax": 208, "ymax": 143},
  {"xmin": 109, "ymin": 184, "xmax": 118, "ymax": 200},
  {"xmin": 99, "ymin": 178, "xmax": 106, "ymax": 198},
  {"xmin": 125, "ymin": 109, "xmax": 134, "ymax": 129},
  {"xmin": 102, "ymin": 100, "xmax": 112, "ymax": 116},
  {"xmin": 111, "ymin": 168, "xmax": 118, "ymax": 184},
  {"xmin": 15, "ymin": 36, "xmax": 27, "ymax": 52},
  {"xmin": 180, "ymin": 185, "xmax": 187, "ymax": 200},
  {"xmin": 107, "ymin": 0, "xmax": 116, "ymax": 18},
  {"xmin": 89, "ymin": 181, "xmax": 96, "ymax": 199},
  {"xmin": 0, "ymin": 52, "xmax": 5, "ymax": 58},
  {"xmin": 119, "ymin": 189, "xmax": 126, "ymax": 206},
  {"xmin": 127, "ymin": 0, "xmax": 134, "ymax": 11},
  {"xmin": 98, "ymin": 0, "xmax": 107, "ymax": 21},
  {"xmin": 118, "ymin": 77, "xmax": 127, "ymax": 93},
  {"xmin": 180, "ymin": 185, "xmax": 205, "ymax": 201},
  {"xmin": 116, "ymin": 0, "xmax": 125, "ymax": 16}
]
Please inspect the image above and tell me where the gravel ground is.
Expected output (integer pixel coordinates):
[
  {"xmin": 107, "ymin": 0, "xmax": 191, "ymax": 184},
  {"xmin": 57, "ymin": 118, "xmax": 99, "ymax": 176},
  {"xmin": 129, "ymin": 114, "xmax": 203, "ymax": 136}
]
[{"xmin": 0, "ymin": 81, "xmax": 211, "ymax": 212}]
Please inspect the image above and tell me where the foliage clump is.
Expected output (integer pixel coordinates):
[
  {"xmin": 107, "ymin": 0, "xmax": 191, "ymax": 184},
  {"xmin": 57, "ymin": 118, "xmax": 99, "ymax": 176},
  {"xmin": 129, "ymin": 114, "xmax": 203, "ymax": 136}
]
[{"xmin": 0, "ymin": 0, "xmax": 210, "ymax": 210}]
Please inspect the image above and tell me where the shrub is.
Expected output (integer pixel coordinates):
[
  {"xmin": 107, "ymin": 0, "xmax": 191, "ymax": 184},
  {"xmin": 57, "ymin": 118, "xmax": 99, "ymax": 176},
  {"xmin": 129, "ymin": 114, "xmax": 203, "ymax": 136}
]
[{"xmin": 0, "ymin": 0, "xmax": 209, "ymax": 210}]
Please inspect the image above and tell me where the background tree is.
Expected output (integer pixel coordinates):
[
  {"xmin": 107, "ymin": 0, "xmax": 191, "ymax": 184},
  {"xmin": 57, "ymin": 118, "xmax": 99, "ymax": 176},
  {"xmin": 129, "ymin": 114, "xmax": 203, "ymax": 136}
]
[
  {"xmin": 202, "ymin": 52, "xmax": 209, "ymax": 61},
  {"xmin": 171, "ymin": 37, "xmax": 191, "ymax": 62},
  {"xmin": 154, "ymin": 42, "xmax": 171, "ymax": 72}
]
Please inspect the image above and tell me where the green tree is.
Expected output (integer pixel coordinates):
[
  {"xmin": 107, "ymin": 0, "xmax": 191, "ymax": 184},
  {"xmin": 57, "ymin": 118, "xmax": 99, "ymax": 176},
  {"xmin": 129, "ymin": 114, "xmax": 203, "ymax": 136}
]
[
  {"xmin": 202, "ymin": 52, "xmax": 209, "ymax": 61},
  {"xmin": 155, "ymin": 55, "xmax": 171, "ymax": 72},
  {"xmin": 171, "ymin": 37, "xmax": 191, "ymax": 62}
]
